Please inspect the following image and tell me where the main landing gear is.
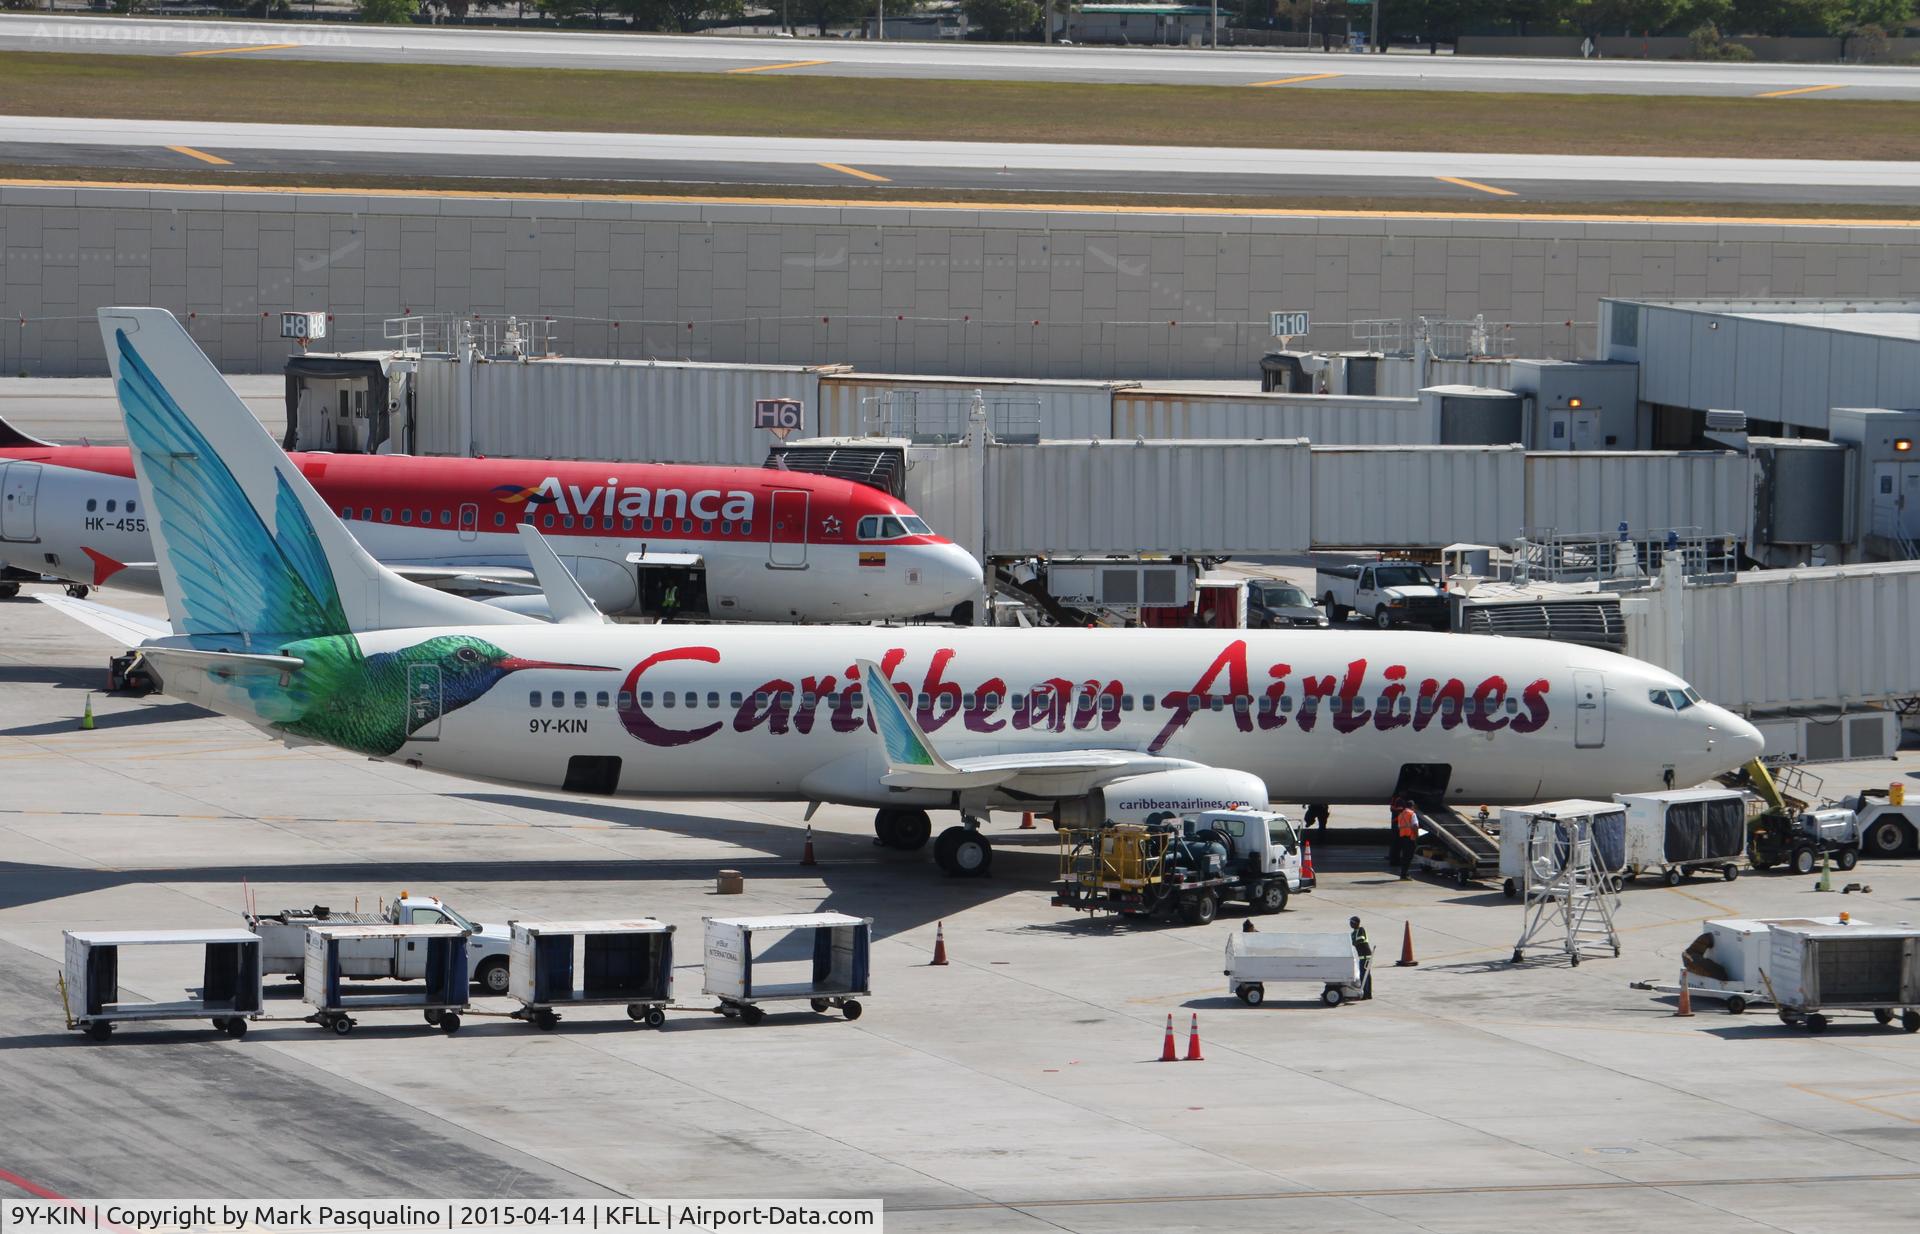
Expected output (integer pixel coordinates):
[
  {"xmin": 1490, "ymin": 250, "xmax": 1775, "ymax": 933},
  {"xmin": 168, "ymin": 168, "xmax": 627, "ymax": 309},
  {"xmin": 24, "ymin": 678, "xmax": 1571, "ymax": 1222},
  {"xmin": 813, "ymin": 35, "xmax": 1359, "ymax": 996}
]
[{"xmin": 873, "ymin": 808, "xmax": 994, "ymax": 877}]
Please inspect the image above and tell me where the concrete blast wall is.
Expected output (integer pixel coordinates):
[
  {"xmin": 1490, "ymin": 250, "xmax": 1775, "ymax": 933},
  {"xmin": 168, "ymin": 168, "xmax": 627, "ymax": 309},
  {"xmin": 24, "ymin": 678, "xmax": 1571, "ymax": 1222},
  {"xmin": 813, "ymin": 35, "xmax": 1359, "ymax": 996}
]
[{"xmin": 4, "ymin": 185, "xmax": 1920, "ymax": 379}]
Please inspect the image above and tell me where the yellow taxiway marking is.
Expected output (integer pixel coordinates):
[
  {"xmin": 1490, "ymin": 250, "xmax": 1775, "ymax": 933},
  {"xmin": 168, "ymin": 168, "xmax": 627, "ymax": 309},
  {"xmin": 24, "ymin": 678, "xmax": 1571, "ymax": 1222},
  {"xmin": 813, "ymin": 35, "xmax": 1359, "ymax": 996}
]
[
  {"xmin": 1251, "ymin": 72, "xmax": 1343, "ymax": 87},
  {"xmin": 176, "ymin": 44, "xmax": 301, "ymax": 59},
  {"xmin": 727, "ymin": 59, "xmax": 829, "ymax": 74},
  {"xmin": 167, "ymin": 145, "xmax": 231, "ymax": 166},
  {"xmin": 1791, "ymin": 1083, "xmax": 1920, "ymax": 1124},
  {"xmin": 819, "ymin": 161, "xmax": 890, "ymax": 183},
  {"xmin": 1756, "ymin": 83, "xmax": 1845, "ymax": 98},
  {"xmin": 1437, "ymin": 175, "xmax": 1518, "ymax": 197},
  {"xmin": 5, "ymin": 177, "xmax": 1919, "ymax": 230}
]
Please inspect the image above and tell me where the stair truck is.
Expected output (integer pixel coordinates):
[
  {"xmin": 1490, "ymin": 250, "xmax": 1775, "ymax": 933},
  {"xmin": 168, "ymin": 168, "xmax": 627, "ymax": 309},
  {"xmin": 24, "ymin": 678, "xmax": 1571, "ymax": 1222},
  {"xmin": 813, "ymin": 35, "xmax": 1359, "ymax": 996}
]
[
  {"xmin": 249, "ymin": 892, "xmax": 513, "ymax": 994},
  {"xmin": 1053, "ymin": 808, "xmax": 1308, "ymax": 926},
  {"xmin": 508, "ymin": 918, "xmax": 674, "ymax": 1031}
]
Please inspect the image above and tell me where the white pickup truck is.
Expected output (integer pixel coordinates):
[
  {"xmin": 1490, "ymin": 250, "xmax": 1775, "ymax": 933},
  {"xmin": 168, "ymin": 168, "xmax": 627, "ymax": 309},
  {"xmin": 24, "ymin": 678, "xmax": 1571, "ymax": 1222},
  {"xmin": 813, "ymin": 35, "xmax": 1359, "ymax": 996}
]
[
  {"xmin": 1316, "ymin": 562, "xmax": 1449, "ymax": 630},
  {"xmin": 249, "ymin": 893, "xmax": 515, "ymax": 994}
]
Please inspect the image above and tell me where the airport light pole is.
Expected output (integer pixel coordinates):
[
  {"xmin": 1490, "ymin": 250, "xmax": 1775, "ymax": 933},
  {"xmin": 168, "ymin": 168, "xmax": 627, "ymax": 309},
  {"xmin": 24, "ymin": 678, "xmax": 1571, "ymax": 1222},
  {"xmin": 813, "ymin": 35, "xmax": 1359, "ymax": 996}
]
[{"xmin": 1211, "ymin": 0, "xmax": 1218, "ymax": 49}]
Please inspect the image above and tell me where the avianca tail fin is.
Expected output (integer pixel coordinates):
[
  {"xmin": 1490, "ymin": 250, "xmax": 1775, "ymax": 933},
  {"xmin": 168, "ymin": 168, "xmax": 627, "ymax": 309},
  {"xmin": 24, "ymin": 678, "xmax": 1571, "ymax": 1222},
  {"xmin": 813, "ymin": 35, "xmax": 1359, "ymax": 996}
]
[
  {"xmin": 96, "ymin": 308, "xmax": 534, "ymax": 642},
  {"xmin": 0, "ymin": 411, "xmax": 56, "ymax": 449}
]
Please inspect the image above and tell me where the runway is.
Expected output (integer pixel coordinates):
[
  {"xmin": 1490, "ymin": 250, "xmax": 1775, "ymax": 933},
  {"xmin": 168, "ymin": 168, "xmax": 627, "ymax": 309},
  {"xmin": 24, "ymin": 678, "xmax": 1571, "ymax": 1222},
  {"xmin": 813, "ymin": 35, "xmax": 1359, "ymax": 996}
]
[
  {"xmin": 8, "ymin": 14, "xmax": 1920, "ymax": 97},
  {"xmin": 7, "ymin": 116, "xmax": 1919, "ymax": 207}
]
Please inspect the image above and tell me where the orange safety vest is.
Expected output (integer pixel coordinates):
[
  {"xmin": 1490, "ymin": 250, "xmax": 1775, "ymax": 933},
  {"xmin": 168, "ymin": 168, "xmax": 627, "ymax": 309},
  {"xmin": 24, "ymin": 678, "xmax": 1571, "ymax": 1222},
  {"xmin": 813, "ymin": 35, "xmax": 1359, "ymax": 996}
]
[{"xmin": 1394, "ymin": 807, "xmax": 1418, "ymax": 839}]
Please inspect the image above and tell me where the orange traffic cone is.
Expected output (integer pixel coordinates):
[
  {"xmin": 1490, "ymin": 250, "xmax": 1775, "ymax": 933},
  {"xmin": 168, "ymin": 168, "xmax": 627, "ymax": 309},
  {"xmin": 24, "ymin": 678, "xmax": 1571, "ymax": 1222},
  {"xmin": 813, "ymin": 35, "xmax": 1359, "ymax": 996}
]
[
  {"xmin": 1674, "ymin": 968, "xmax": 1694, "ymax": 1017},
  {"xmin": 1184, "ymin": 1012, "xmax": 1204, "ymax": 1061},
  {"xmin": 1019, "ymin": 811, "xmax": 1036, "ymax": 830},
  {"xmin": 1395, "ymin": 921, "xmax": 1419, "ymax": 967},
  {"xmin": 930, "ymin": 922, "xmax": 949, "ymax": 966},
  {"xmin": 1159, "ymin": 1013, "xmax": 1178, "ymax": 1062},
  {"xmin": 801, "ymin": 824, "xmax": 817, "ymax": 867},
  {"xmin": 1301, "ymin": 841, "xmax": 1316, "ymax": 884}
]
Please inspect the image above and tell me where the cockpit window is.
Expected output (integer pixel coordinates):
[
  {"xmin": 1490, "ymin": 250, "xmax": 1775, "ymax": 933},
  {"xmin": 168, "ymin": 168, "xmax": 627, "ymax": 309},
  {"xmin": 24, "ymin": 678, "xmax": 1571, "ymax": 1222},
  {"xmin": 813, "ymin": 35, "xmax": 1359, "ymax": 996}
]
[
  {"xmin": 1650, "ymin": 688, "xmax": 1695, "ymax": 711},
  {"xmin": 858, "ymin": 515, "xmax": 927, "ymax": 541}
]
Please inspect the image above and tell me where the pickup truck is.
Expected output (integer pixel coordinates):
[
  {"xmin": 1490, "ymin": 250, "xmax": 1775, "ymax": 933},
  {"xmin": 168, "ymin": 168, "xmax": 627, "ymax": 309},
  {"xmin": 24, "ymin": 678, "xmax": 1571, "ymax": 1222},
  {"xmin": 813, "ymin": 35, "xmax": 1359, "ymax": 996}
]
[
  {"xmin": 249, "ymin": 893, "xmax": 515, "ymax": 994},
  {"xmin": 1316, "ymin": 562, "xmax": 1449, "ymax": 630}
]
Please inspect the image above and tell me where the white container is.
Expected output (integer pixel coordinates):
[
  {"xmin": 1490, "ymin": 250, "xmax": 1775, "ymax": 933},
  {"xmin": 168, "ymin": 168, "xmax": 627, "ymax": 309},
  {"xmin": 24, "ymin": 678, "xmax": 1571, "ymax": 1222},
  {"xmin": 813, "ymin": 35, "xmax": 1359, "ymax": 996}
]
[
  {"xmin": 985, "ymin": 439, "xmax": 1313, "ymax": 558},
  {"xmin": 62, "ymin": 929, "xmax": 262, "ymax": 1037},
  {"xmin": 509, "ymin": 919, "xmax": 674, "ymax": 1027},
  {"xmin": 1111, "ymin": 388, "xmax": 1433, "ymax": 447},
  {"xmin": 414, "ymin": 356, "xmax": 839, "ymax": 467},
  {"xmin": 1766, "ymin": 919, "xmax": 1920, "ymax": 1012},
  {"xmin": 702, "ymin": 913, "xmax": 872, "ymax": 1015},
  {"xmin": 1615, "ymin": 788, "xmax": 1750, "ymax": 881},
  {"xmin": 1224, "ymin": 931, "xmax": 1360, "ymax": 994},
  {"xmin": 303, "ymin": 923, "xmax": 470, "ymax": 1017},
  {"xmin": 1310, "ymin": 445, "xmax": 1525, "ymax": 549},
  {"xmin": 1524, "ymin": 450, "xmax": 1752, "ymax": 542},
  {"xmin": 816, "ymin": 373, "xmax": 1130, "ymax": 442},
  {"xmin": 1497, "ymin": 799, "xmax": 1627, "ymax": 895}
]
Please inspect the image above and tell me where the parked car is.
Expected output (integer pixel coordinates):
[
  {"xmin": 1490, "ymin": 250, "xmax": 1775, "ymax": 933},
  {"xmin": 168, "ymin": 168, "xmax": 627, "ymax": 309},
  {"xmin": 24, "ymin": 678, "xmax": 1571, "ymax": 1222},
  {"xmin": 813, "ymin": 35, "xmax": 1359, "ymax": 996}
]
[{"xmin": 1248, "ymin": 581, "xmax": 1329, "ymax": 629}]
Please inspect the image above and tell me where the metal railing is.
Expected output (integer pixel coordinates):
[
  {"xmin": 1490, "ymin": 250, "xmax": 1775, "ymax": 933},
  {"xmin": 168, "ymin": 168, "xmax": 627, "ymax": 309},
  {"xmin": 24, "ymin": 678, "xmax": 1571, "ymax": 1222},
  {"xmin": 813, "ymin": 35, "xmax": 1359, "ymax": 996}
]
[
  {"xmin": 859, "ymin": 391, "xmax": 1044, "ymax": 443},
  {"xmin": 1348, "ymin": 319, "xmax": 1408, "ymax": 352},
  {"xmin": 1506, "ymin": 528, "xmax": 1740, "ymax": 583},
  {"xmin": 381, "ymin": 314, "xmax": 559, "ymax": 359},
  {"xmin": 1419, "ymin": 314, "xmax": 1517, "ymax": 360}
]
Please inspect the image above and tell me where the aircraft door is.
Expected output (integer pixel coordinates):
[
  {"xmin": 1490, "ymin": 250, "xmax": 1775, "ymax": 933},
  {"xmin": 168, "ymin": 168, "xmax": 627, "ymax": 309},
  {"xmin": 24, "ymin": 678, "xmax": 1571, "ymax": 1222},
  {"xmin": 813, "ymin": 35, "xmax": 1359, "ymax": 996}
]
[
  {"xmin": 458, "ymin": 502, "xmax": 479, "ymax": 543},
  {"xmin": 406, "ymin": 663, "xmax": 442, "ymax": 742},
  {"xmin": 1, "ymin": 462, "xmax": 40, "ymax": 541},
  {"xmin": 1573, "ymin": 670, "xmax": 1605, "ymax": 748},
  {"xmin": 770, "ymin": 490, "xmax": 808, "ymax": 568}
]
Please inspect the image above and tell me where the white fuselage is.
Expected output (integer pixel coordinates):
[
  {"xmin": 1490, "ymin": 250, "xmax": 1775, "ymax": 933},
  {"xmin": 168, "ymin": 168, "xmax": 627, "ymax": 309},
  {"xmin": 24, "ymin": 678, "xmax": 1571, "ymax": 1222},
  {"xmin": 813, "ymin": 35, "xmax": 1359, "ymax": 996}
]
[{"xmin": 329, "ymin": 625, "xmax": 1761, "ymax": 809}]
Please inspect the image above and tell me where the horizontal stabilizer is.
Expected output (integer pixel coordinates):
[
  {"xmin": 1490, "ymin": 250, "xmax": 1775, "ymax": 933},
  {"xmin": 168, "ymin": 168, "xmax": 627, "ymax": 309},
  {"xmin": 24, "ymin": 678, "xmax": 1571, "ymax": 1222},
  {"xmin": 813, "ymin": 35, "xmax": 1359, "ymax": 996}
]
[
  {"xmin": 518, "ymin": 524, "xmax": 610, "ymax": 625},
  {"xmin": 35, "ymin": 593, "xmax": 171, "ymax": 647},
  {"xmin": 141, "ymin": 646, "xmax": 305, "ymax": 679}
]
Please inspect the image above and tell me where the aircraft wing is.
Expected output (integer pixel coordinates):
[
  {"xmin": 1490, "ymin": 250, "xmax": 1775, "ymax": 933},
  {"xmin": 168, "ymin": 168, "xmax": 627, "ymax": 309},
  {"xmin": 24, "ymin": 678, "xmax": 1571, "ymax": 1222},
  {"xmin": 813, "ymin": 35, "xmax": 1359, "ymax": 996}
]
[
  {"xmin": 388, "ymin": 563, "xmax": 540, "ymax": 595},
  {"xmin": 35, "ymin": 593, "xmax": 172, "ymax": 647},
  {"xmin": 856, "ymin": 658, "xmax": 1196, "ymax": 793}
]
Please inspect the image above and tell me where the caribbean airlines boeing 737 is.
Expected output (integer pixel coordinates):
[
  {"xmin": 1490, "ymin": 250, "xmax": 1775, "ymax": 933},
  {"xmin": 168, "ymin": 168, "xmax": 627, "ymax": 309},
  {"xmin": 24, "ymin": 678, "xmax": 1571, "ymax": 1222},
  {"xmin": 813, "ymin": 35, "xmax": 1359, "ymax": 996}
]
[
  {"xmin": 0, "ymin": 418, "xmax": 981, "ymax": 624},
  {"xmin": 59, "ymin": 308, "xmax": 1764, "ymax": 877}
]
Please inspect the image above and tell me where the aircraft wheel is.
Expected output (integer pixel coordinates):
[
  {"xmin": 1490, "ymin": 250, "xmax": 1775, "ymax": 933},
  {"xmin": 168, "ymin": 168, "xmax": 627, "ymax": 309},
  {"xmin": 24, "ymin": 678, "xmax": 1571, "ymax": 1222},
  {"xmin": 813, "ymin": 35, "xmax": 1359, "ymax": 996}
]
[
  {"xmin": 65, "ymin": 584, "xmax": 89, "ymax": 599},
  {"xmin": 934, "ymin": 826, "xmax": 992, "ymax": 878},
  {"xmin": 890, "ymin": 808, "xmax": 931, "ymax": 851}
]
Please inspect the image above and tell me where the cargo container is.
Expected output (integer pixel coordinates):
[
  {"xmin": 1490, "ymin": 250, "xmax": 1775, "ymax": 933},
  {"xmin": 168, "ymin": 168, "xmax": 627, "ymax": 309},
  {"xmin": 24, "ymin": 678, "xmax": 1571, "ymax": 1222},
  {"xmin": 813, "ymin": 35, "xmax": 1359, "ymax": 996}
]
[
  {"xmin": 815, "ymin": 374, "xmax": 1131, "ymax": 443},
  {"xmin": 1615, "ymin": 789, "xmax": 1750, "ymax": 885},
  {"xmin": 1309, "ymin": 445, "xmax": 1525, "ymax": 549},
  {"xmin": 1497, "ymin": 800, "xmax": 1628, "ymax": 900},
  {"xmin": 1523, "ymin": 451, "xmax": 1752, "ymax": 545},
  {"xmin": 1765, "ymin": 918, "xmax": 1920, "ymax": 1033},
  {"xmin": 508, "ymin": 919, "xmax": 674, "ymax": 1031},
  {"xmin": 1223, "ymin": 931, "xmax": 1364, "ymax": 1007},
  {"xmin": 703, "ymin": 913, "xmax": 870, "ymax": 1025},
  {"xmin": 303, "ymin": 923, "xmax": 470, "ymax": 1036},
  {"xmin": 62, "ymin": 929, "xmax": 262, "ymax": 1042},
  {"xmin": 985, "ymin": 440, "xmax": 1313, "ymax": 558},
  {"xmin": 413, "ymin": 356, "xmax": 843, "ymax": 467},
  {"xmin": 1111, "ymin": 388, "xmax": 1432, "ymax": 447}
]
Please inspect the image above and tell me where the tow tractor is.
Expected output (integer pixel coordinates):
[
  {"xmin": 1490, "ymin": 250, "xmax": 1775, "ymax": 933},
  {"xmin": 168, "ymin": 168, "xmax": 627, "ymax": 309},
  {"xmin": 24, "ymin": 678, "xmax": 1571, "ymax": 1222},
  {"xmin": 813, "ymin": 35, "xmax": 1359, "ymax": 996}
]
[
  {"xmin": 1733, "ymin": 761, "xmax": 1862, "ymax": 875},
  {"xmin": 1053, "ymin": 808, "xmax": 1310, "ymax": 926}
]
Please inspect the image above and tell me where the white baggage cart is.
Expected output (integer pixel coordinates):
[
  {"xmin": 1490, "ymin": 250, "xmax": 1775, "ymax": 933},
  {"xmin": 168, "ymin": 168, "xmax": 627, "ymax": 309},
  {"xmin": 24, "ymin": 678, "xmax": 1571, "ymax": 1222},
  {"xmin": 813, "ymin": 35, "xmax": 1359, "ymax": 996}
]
[
  {"xmin": 62, "ymin": 929, "xmax": 262, "ymax": 1042},
  {"xmin": 703, "ymin": 913, "xmax": 870, "ymax": 1025},
  {"xmin": 1765, "ymin": 918, "xmax": 1920, "ymax": 1034},
  {"xmin": 1616, "ymin": 788, "xmax": 1749, "ymax": 885},
  {"xmin": 508, "ymin": 918, "xmax": 675, "ymax": 1031},
  {"xmin": 1498, "ymin": 799, "xmax": 1627, "ymax": 900},
  {"xmin": 1224, "ymin": 931, "xmax": 1364, "ymax": 1007},
  {"xmin": 303, "ymin": 923, "xmax": 469, "ymax": 1035}
]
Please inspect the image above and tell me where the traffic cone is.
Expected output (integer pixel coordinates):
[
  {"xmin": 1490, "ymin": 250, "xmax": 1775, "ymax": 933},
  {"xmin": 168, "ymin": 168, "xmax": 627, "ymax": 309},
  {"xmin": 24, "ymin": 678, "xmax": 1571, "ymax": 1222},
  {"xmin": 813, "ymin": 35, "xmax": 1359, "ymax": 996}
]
[
  {"xmin": 1019, "ymin": 811, "xmax": 1036, "ymax": 830},
  {"xmin": 801, "ymin": 824, "xmax": 817, "ymax": 867},
  {"xmin": 1301, "ymin": 841, "xmax": 1316, "ymax": 884},
  {"xmin": 1158, "ymin": 1013, "xmax": 1178, "ymax": 1062},
  {"xmin": 1184, "ymin": 1012, "xmax": 1204, "ymax": 1061},
  {"xmin": 930, "ymin": 922, "xmax": 949, "ymax": 966},
  {"xmin": 1395, "ymin": 921, "xmax": 1418, "ymax": 967},
  {"xmin": 1816, "ymin": 849, "xmax": 1832, "ymax": 893},
  {"xmin": 1674, "ymin": 968, "xmax": 1694, "ymax": 1017},
  {"xmin": 80, "ymin": 694, "xmax": 94, "ymax": 731}
]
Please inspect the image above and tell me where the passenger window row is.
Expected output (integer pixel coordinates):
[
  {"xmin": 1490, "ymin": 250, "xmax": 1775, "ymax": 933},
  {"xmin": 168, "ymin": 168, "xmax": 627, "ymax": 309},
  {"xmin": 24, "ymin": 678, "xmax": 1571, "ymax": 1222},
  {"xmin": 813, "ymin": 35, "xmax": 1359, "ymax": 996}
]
[
  {"xmin": 84, "ymin": 499, "xmax": 138, "ymax": 513},
  {"xmin": 517, "ymin": 686, "xmax": 1516, "ymax": 718}
]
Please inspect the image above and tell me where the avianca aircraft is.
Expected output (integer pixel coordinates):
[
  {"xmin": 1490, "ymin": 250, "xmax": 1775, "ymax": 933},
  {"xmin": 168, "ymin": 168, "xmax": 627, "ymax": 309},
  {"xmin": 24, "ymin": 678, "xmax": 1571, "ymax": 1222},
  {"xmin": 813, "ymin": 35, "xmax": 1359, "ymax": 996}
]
[
  {"xmin": 56, "ymin": 308, "xmax": 1764, "ymax": 878},
  {"xmin": 0, "ymin": 417, "xmax": 981, "ymax": 624}
]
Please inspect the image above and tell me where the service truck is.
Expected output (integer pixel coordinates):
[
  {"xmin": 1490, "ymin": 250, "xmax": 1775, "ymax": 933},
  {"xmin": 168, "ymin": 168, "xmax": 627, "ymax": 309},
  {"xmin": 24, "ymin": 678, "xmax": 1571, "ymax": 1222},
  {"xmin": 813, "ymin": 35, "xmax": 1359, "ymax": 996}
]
[
  {"xmin": 249, "ymin": 893, "xmax": 514, "ymax": 994},
  {"xmin": 1316, "ymin": 562, "xmax": 1448, "ymax": 629},
  {"xmin": 1053, "ymin": 808, "xmax": 1311, "ymax": 925}
]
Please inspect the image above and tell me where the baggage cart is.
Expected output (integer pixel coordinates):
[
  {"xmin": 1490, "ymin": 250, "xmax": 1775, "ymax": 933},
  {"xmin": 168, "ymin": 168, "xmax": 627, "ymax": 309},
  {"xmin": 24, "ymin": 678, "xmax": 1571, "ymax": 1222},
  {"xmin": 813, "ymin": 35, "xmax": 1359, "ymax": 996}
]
[
  {"xmin": 62, "ymin": 929, "xmax": 262, "ymax": 1042},
  {"xmin": 508, "ymin": 919, "xmax": 675, "ymax": 1031},
  {"xmin": 1764, "ymin": 918, "xmax": 1920, "ymax": 1034},
  {"xmin": 1498, "ymin": 799, "xmax": 1626, "ymax": 900},
  {"xmin": 703, "ymin": 913, "xmax": 871, "ymax": 1025},
  {"xmin": 1224, "ymin": 931, "xmax": 1364, "ymax": 1007},
  {"xmin": 1615, "ymin": 789, "xmax": 1749, "ymax": 886},
  {"xmin": 1633, "ymin": 916, "xmax": 1798, "ymax": 1014},
  {"xmin": 303, "ymin": 923, "xmax": 469, "ymax": 1035}
]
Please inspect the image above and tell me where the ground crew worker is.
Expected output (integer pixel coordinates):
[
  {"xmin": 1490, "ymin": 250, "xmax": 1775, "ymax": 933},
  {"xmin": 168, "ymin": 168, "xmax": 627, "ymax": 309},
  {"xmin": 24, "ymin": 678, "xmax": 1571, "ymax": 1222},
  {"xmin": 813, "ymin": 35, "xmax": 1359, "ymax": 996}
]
[
  {"xmin": 1303, "ymin": 802, "xmax": 1330, "ymax": 833},
  {"xmin": 661, "ymin": 580, "xmax": 680, "ymax": 623},
  {"xmin": 1350, "ymin": 916, "xmax": 1373, "ymax": 1000},
  {"xmin": 1391, "ymin": 800, "xmax": 1419, "ymax": 880}
]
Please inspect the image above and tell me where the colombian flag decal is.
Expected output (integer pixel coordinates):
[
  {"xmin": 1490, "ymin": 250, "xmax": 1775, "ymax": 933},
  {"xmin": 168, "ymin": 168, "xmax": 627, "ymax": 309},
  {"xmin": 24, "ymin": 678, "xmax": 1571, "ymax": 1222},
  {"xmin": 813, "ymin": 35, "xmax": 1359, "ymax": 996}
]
[{"xmin": 859, "ymin": 551, "xmax": 886, "ymax": 567}]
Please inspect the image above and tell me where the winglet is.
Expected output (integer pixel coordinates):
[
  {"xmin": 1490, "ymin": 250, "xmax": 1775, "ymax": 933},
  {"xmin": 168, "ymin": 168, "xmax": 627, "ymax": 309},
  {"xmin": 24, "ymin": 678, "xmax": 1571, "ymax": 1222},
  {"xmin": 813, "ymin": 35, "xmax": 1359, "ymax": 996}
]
[
  {"xmin": 856, "ymin": 658, "xmax": 954, "ymax": 775},
  {"xmin": 0, "ymin": 411, "xmax": 56, "ymax": 449},
  {"xmin": 516, "ymin": 523, "xmax": 610, "ymax": 625}
]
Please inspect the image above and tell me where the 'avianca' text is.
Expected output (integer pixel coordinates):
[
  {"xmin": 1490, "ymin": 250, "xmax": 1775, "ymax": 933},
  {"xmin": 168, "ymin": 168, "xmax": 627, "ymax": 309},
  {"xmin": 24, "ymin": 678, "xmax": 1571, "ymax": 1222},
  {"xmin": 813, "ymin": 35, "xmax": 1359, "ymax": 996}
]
[{"xmin": 609, "ymin": 641, "xmax": 1552, "ymax": 753}]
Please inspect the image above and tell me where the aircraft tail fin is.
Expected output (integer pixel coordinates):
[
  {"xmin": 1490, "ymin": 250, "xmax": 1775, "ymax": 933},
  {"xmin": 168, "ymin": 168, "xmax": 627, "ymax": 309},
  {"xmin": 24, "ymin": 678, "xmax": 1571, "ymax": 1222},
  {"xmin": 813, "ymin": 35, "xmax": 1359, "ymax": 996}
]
[
  {"xmin": 0, "ymin": 411, "xmax": 56, "ymax": 449},
  {"xmin": 96, "ymin": 308, "xmax": 534, "ymax": 642}
]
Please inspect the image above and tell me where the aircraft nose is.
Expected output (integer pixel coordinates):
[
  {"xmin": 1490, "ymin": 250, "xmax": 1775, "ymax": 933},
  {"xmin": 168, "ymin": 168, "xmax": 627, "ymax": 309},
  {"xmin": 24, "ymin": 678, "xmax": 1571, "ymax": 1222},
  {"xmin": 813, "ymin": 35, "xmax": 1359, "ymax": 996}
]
[
  {"xmin": 1723, "ymin": 711, "xmax": 1765, "ymax": 765},
  {"xmin": 922, "ymin": 541, "xmax": 984, "ymax": 609}
]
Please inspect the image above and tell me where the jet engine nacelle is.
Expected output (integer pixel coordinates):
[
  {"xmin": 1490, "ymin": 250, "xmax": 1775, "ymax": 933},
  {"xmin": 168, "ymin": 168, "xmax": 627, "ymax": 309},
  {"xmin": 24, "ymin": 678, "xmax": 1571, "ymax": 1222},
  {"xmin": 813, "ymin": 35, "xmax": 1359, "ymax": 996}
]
[{"xmin": 1057, "ymin": 767, "xmax": 1270, "ymax": 829}]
